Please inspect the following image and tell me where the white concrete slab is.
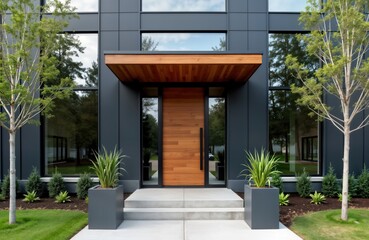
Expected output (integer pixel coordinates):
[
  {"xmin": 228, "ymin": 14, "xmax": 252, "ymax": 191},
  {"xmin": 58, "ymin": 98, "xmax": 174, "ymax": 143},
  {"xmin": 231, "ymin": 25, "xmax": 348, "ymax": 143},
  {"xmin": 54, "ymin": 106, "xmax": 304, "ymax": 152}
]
[
  {"xmin": 185, "ymin": 221, "xmax": 302, "ymax": 240},
  {"xmin": 72, "ymin": 221, "xmax": 302, "ymax": 240},
  {"xmin": 71, "ymin": 221, "xmax": 184, "ymax": 240}
]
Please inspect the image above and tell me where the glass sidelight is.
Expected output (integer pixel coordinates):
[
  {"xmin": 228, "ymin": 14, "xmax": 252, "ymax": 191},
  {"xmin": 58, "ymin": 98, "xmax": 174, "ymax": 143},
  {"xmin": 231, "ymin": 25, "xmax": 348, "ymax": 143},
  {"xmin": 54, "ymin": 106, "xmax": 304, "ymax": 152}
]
[
  {"xmin": 142, "ymin": 96, "xmax": 159, "ymax": 186},
  {"xmin": 208, "ymin": 95, "xmax": 226, "ymax": 185}
]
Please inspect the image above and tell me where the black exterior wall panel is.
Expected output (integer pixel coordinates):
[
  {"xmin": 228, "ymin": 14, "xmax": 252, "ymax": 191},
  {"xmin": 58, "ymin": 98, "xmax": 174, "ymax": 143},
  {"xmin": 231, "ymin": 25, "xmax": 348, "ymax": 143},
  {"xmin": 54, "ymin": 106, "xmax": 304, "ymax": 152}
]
[
  {"xmin": 229, "ymin": 14, "xmax": 248, "ymax": 30},
  {"xmin": 269, "ymin": 13, "xmax": 303, "ymax": 32},
  {"xmin": 120, "ymin": 13, "xmax": 139, "ymax": 31},
  {"xmin": 228, "ymin": 31, "xmax": 248, "ymax": 51},
  {"xmin": 119, "ymin": 0, "xmax": 139, "ymax": 13},
  {"xmin": 119, "ymin": 31, "xmax": 140, "ymax": 51},
  {"xmin": 229, "ymin": 0, "xmax": 248, "ymax": 13},
  {"xmin": 101, "ymin": 14, "xmax": 119, "ymax": 31},
  {"xmin": 248, "ymin": 14, "xmax": 268, "ymax": 31},
  {"xmin": 141, "ymin": 14, "xmax": 227, "ymax": 31},
  {"xmin": 99, "ymin": 31, "xmax": 120, "ymax": 151},
  {"xmin": 248, "ymin": 0, "xmax": 268, "ymax": 13},
  {"xmin": 101, "ymin": 0, "xmax": 119, "ymax": 13},
  {"xmin": 64, "ymin": 14, "xmax": 98, "ymax": 32},
  {"xmin": 21, "ymin": 123, "xmax": 41, "ymax": 178}
]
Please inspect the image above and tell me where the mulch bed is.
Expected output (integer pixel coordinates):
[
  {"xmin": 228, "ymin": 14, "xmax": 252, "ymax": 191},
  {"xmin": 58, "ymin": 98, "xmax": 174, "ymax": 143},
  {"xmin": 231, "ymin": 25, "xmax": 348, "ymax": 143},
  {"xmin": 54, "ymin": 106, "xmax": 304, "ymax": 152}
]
[{"xmin": 1, "ymin": 193, "xmax": 369, "ymax": 228}]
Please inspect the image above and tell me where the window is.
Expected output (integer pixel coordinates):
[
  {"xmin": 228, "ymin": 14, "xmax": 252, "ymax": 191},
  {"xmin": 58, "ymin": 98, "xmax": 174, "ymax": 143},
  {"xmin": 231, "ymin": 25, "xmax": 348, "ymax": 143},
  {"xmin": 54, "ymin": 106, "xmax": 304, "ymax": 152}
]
[
  {"xmin": 142, "ymin": 0, "xmax": 226, "ymax": 12},
  {"xmin": 269, "ymin": 33, "xmax": 320, "ymax": 176},
  {"xmin": 142, "ymin": 89, "xmax": 159, "ymax": 186},
  {"xmin": 46, "ymin": 0, "xmax": 98, "ymax": 12},
  {"xmin": 141, "ymin": 33, "xmax": 226, "ymax": 51},
  {"xmin": 45, "ymin": 33, "xmax": 98, "ymax": 176},
  {"xmin": 269, "ymin": 0, "xmax": 307, "ymax": 12}
]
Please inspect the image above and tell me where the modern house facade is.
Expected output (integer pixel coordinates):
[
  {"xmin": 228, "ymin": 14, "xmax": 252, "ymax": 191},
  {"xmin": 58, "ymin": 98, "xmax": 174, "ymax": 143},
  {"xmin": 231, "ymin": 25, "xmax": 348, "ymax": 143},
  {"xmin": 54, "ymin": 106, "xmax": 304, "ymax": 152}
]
[{"xmin": 1, "ymin": 0, "xmax": 369, "ymax": 193}]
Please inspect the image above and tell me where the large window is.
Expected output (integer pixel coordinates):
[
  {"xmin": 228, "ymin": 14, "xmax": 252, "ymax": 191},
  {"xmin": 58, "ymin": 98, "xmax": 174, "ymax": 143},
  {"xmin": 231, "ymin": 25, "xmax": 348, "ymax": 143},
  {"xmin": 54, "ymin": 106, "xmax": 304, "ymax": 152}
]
[
  {"xmin": 141, "ymin": 33, "xmax": 226, "ymax": 51},
  {"xmin": 269, "ymin": 0, "xmax": 307, "ymax": 12},
  {"xmin": 269, "ymin": 33, "xmax": 320, "ymax": 176},
  {"xmin": 45, "ymin": 33, "xmax": 98, "ymax": 176},
  {"xmin": 142, "ymin": 0, "xmax": 226, "ymax": 12}
]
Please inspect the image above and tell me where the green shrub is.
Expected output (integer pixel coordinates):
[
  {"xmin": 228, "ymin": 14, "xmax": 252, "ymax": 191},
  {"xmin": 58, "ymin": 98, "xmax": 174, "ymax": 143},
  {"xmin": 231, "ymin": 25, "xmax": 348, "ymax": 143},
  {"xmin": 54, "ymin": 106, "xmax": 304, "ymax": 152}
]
[
  {"xmin": 296, "ymin": 169, "xmax": 311, "ymax": 198},
  {"xmin": 240, "ymin": 149, "xmax": 280, "ymax": 187},
  {"xmin": 85, "ymin": 196, "xmax": 88, "ymax": 204},
  {"xmin": 76, "ymin": 173, "xmax": 93, "ymax": 199},
  {"xmin": 322, "ymin": 164, "xmax": 339, "ymax": 197},
  {"xmin": 55, "ymin": 191, "xmax": 71, "ymax": 203},
  {"xmin": 356, "ymin": 166, "xmax": 369, "ymax": 198},
  {"xmin": 271, "ymin": 173, "xmax": 283, "ymax": 193},
  {"xmin": 310, "ymin": 191, "xmax": 326, "ymax": 205},
  {"xmin": 25, "ymin": 168, "xmax": 43, "ymax": 197},
  {"xmin": 338, "ymin": 193, "xmax": 352, "ymax": 202},
  {"xmin": 0, "ymin": 194, "xmax": 5, "ymax": 201},
  {"xmin": 1, "ymin": 173, "xmax": 19, "ymax": 198},
  {"xmin": 279, "ymin": 192, "xmax": 290, "ymax": 206},
  {"xmin": 48, "ymin": 172, "xmax": 65, "ymax": 198},
  {"xmin": 23, "ymin": 190, "xmax": 40, "ymax": 203},
  {"xmin": 348, "ymin": 173, "xmax": 357, "ymax": 197}
]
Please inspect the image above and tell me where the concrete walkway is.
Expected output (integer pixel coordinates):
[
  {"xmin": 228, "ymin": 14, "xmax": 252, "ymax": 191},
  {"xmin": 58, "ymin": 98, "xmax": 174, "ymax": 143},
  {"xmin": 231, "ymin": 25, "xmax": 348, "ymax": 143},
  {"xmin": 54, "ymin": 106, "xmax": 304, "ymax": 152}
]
[{"xmin": 72, "ymin": 188, "xmax": 302, "ymax": 240}]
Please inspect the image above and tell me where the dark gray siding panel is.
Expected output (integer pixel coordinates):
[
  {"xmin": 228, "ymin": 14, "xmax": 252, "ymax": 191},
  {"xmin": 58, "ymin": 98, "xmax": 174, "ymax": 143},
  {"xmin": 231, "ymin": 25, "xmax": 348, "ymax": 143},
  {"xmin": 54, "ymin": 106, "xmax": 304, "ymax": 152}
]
[
  {"xmin": 227, "ymin": 85, "xmax": 248, "ymax": 180},
  {"xmin": 21, "ymin": 123, "xmax": 41, "ymax": 178},
  {"xmin": 228, "ymin": 31, "xmax": 248, "ymax": 51},
  {"xmin": 120, "ymin": 0, "xmax": 140, "ymax": 13},
  {"xmin": 119, "ymin": 31, "xmax": 140, "ymax": 51},
  {"xmin": 101, "ymin": 0, "xmax": 119, "ymax": 13},
  {"xmin": 101, "ymin": 13, "xmax": 119, "ymax": 31},
  {"xmin": 64, "ymin": 14, "xmax": 99, "ymax": 32},
  {"xmin": 99, "ymin": 32, "xmax": 120, "ymax": 151},
  {"xmin": 269, "ymin": 13, "xmax": 303, "ymax": 32},
  {"xmin": 248, "ymin": 0, "xmax": 268, "ymax": 13},
  {"xmin": 141, "ymin": 13, "xmax": 227, "ymax": 31},
  {"xmin": 119, "ymin": 85, "xmax": 140, "ymax": 181},
  {"xmin": 119, "ymin": 13, "xmax": 139, "ymax": 31},
  {"xmin": 228, "ymin": 0, "xmax": 248, "ymax": 12},
  {"xmin": 248, "ymin": 13, "xmax": 267, "ymax": 31},
  {"xmin": 229, "ymin": 13, "xmax": 248, "ymax": 30}
]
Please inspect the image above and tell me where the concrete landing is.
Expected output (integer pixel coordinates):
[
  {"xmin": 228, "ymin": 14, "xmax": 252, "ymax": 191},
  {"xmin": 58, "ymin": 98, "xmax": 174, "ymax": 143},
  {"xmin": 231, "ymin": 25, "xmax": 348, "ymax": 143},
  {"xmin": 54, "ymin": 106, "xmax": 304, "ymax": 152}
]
[{"xmin": 72, "ymin": 188, "xmax": 302, "ymax": 240}]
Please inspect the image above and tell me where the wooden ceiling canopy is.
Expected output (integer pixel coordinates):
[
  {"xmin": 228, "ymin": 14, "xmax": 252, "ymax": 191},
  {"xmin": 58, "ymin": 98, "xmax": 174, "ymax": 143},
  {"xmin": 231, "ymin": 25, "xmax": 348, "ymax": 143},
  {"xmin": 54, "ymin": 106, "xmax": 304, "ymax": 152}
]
[{"xmin": 105, "ymin": 53, "xmax": 262, "ymax": 83}]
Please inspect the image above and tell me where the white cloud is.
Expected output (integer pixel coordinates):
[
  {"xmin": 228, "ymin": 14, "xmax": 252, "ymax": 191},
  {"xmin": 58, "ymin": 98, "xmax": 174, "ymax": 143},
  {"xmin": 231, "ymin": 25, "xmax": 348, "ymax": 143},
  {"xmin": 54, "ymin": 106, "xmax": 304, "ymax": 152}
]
[
  {"xmin": 269, "ymin": 0, "xmax": 307, "ymax": 12},
  {"xmin": 70, "ymin": 0, "xmax": 98, "ymax": 12},
  {"xmin": 143, "ymin": 0, "xmax": 225, "ymax": 11}
]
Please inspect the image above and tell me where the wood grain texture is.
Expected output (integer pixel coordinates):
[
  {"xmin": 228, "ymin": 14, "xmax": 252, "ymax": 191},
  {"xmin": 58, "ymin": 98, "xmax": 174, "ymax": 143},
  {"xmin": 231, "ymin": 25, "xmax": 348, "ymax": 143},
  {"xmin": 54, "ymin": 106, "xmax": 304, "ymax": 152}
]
[
  {"xmin": 163, "ymin": 88, "xmax": 205, "ymax": 186},
  {"xmin": 105, "ymin": 54, "xmax": 262, "ymax": 83}
]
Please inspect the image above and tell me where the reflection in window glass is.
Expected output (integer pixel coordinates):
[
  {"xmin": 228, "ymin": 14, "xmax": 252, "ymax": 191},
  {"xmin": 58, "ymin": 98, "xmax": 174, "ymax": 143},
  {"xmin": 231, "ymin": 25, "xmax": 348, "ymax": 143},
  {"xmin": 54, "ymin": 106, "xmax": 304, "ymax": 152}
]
[
  {"xmin": 269, "ymin": 90, "xmax": 319, "ymax": 176},
  {"xmin": 142, "ymin": 98, "xmax": 159, "ymax": 185},
  {"xmin": 142, "ymin": 0, "xmax": 225, "ymax": 12},
  {"xmin": 269, "ymin": 0, "xmax": 307, "ymax": 12},
  {"xmin": 209, "ymin": 97, "xmax": 226, "ymax": 185},
  {"xmin": 45, "ymin": 91, "xmax": 98, "ymax": 176},
  {"xmin": 269, "ymin": 33, "xmax": 318, "ymax": 87},
  {"xmin": 47, "ymin": 0, "xmax": 98, "ymax": 12},
  {"xmin": 142, "ymin": 33, "xmax": 226, "ymax": 51}
]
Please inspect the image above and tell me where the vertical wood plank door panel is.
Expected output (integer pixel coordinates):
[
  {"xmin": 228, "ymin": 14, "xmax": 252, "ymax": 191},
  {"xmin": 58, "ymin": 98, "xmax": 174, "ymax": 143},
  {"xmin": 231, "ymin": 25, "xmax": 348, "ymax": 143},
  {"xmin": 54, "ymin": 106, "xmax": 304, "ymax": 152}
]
[{"xmin": 163, "ymin": 88, "xmax": 205, "ymax": 186}]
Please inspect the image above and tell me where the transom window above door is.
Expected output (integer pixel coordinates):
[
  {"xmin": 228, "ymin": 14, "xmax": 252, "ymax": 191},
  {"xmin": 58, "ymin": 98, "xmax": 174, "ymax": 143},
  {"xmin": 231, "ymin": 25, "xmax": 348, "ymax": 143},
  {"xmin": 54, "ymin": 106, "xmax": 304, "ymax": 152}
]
[
  {"xmin": 142, "ymin": 0, "xmax": 226, "ymax": 12},
  {"xmin": 141, "ymin": 33, "xmax": 226, "ymax": 51}
]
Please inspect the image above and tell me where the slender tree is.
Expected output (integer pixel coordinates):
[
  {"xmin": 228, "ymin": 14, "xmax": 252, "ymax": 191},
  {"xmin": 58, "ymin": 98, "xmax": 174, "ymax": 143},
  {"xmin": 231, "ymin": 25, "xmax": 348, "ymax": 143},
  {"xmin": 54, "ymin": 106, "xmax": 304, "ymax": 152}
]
[
  {"xmin": 0, "ymin": 0, "xmax": 76, "ymax": 224},
  {"xmin": 286, "ymin": 0, "xmax": 369, "ymax": 221}
]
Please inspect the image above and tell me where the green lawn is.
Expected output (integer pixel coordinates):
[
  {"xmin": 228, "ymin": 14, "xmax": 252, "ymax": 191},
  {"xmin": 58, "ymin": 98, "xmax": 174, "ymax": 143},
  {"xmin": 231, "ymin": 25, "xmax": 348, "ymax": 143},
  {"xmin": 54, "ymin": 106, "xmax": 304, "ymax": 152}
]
[
  {"xmin": 0, "ymin": 210, "xmax": 87, "ymax": 240},
  {"xmin": 291, "ymin": 209, "xmax": 369, "ymax": 240}
]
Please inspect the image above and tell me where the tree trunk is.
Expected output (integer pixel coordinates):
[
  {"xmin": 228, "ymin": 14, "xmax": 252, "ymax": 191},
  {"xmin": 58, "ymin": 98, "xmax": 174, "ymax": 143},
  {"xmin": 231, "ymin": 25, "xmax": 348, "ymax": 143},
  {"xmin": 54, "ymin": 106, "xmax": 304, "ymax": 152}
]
[
  {"xmin": 341, "ymin": 124, "xmax": 350, "ymax": 221},
  {"xmin": 9, "ymin": 130, "xmax": 16, "ymax": 224}
]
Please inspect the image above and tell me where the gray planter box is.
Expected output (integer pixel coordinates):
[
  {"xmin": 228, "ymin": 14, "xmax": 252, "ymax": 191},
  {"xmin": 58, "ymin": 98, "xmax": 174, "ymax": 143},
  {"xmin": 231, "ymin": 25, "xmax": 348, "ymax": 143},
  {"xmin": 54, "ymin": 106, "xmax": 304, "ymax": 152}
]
[
  {"xmin": 244, "ymin": 184, "xmax": 279, "ymax": 229},
  {"xmin": 88, "ymin": 185, "xmax": 124, "ymax": 229}
]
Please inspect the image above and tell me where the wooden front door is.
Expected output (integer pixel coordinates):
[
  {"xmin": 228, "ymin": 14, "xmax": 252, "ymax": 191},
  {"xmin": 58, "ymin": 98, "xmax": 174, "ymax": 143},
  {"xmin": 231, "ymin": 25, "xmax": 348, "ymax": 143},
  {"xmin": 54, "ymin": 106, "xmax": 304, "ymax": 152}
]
[{"xmin": 163, "ymin": 88, "xmax": 205, "ymax": 186}]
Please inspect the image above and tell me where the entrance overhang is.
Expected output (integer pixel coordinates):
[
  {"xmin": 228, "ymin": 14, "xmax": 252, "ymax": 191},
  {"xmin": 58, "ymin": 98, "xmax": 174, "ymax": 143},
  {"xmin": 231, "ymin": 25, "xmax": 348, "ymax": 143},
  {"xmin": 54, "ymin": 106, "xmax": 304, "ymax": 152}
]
[{"xmin": 105, "ymin": 52, "xmax": 262, "ymax": 83}]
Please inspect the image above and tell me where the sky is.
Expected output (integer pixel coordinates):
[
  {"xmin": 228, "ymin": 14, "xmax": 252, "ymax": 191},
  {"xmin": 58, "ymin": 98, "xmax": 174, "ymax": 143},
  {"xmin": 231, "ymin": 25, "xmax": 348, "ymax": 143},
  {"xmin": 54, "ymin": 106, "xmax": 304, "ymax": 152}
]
[
  {"xmin": 71, "ymin": 34, "xmax": 98, "ymax": 86},
  {"xmin": 56, "ymin": 0, "xmax": 98, "ymax": 12},
  {"xmin": 142, "ymin": 0, "xmax": 225, "ymax": 11},
  {"xmin": 143, "ymin": 33, "xmax": 225, "ymax": 51},
  {"xmin": 269, "ymin": 0, "xmax": 307, "ymax": 12}
]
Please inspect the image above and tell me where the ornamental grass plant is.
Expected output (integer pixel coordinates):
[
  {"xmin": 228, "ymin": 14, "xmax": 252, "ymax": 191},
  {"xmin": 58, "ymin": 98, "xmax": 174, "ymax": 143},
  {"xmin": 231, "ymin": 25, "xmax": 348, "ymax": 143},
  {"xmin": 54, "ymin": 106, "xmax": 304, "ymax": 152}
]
[
  {"xmin": 240, "ymin": 149, "xmax": 280, "ymax": 187},
  {"xmin": 91, "ymin": 147, "xmax": 126, "ymax": 188}
]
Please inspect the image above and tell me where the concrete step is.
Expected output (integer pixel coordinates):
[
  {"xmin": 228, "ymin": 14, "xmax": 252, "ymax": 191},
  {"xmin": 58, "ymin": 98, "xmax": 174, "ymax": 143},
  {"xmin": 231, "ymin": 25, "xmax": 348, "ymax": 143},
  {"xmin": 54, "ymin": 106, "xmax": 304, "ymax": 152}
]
[
  {"xmin": 125, "ymin": 188, "xmax": 243, "ymax": 208},
  {"xmin": 124, "ymin": 207, "xmax": 244, "ymax": 220}
]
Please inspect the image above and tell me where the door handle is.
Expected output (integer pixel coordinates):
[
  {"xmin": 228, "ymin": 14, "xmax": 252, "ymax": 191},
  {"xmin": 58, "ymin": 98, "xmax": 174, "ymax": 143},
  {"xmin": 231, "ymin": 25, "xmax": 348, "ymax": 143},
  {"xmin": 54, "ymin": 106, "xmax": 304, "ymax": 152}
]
[{"xmin": 200, "ymin": 128, "xmax": 203, "ymax": 170}]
